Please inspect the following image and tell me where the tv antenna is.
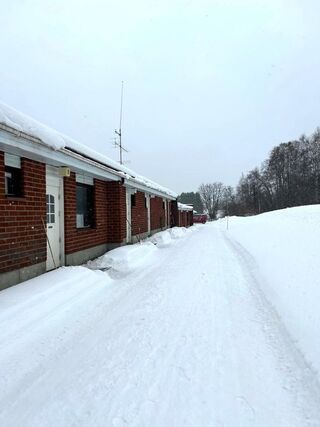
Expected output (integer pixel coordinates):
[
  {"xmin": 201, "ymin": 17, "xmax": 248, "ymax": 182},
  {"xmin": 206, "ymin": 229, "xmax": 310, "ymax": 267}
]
[{"xmin": 114, "ymin": 81, "xmax": 128, "ymax": 165}]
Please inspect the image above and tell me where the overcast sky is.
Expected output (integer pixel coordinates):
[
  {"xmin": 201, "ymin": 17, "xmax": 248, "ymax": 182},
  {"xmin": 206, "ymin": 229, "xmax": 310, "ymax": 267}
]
[{"xmin": 1, "ymin": 0, "xmax": 320, "ymax": 193}]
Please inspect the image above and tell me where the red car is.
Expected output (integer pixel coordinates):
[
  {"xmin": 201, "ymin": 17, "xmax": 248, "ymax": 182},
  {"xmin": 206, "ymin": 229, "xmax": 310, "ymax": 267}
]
[{"xmin": 193, "ymin": 214, "xmax": 208, "ymax": 224}]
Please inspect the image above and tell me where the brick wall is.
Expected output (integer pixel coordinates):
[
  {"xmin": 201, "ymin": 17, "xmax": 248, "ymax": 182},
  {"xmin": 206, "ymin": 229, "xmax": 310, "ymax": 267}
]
[
  {"xmin": 106, "ymin": 181, "xmax": 126, "ymax": 243},
  {"xmin": 131, "ymin": 191, "xmax": 148, "ymax": 236},
  {"xmin": 178, "ymin": 210, "xmax": 193, "ymax": 227},
  {"xmin": 0, "ymin": 149, "xmax": 178, "ymax": 276},
  {"xmin": 179, "ymin": 211, "xmax": 185, "ymax": 227},
  {"xmin": 151, "ymin": 196, "xmax": 166, "ymax": 230},
  {"xmin": 0, "ymin": 152, "xmax": 46, "ymax": 273},
  {"xmin": 64, "ymin": 173, "xmax": 109, "ymax": 254}
]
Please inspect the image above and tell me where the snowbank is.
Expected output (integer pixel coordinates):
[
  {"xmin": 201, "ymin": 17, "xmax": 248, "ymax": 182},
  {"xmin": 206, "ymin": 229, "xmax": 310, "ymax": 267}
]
[
  {"xmin": 0, "ymin": 266, "xmax": 112, "ymax": 318},
  {"xmin": 223, "ymin": 205, "xmax": 320, "ymax": 376},
  {"xmin": 1, "ymin": 226, "xmax": 195, "ymax": 304},
  {"xmin": 87, "ymin": 242, "xmax": 158, "ymax": 275},
  {"xmin": 149, "ymin": 226, "xmax": 195, "ymax": 246},
  {"xmin": 88, "ymin": 227, "xmax": 195, "ymax": 274},
  {"xmin": 148, "ymin": 229, "xmax": 172, "ymax": 247},
  {"xmin": 169, "ymin": 226, "xmax": 188, "ymax": 239}
]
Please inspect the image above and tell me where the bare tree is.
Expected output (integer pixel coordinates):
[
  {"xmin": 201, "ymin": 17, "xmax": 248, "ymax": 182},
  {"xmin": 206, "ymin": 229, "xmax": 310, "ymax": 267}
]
[
  {"xmin": 199, "ymin": 182, "xmax": 224, "ymax": 220},
  {"xmin": 195, "ymin": 126, "xmax": 320, "ymax": 218}
]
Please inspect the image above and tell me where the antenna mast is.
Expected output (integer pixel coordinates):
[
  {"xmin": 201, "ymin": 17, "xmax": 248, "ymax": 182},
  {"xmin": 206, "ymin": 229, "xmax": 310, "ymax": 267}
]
[{"xmin": 114, "ymin": 81, "xmax": 128, "ymax": 164}]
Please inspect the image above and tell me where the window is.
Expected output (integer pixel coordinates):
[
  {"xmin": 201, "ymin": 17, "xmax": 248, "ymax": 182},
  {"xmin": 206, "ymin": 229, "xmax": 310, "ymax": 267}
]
[
  {"xmin": 131, "ymin": 194, "xmax": 136, "ymax": 207},
  {"xmin": 76, "ymin": 183, "xmax": 94, "ymax": 228},
  {"xmin": 46, "ymin": 194, "xmax": 55, "ymax": 224},
  {"xmin": 145, "ymin": 196, "xmax": 147, "ymax": 209},
  {"xmin": 4, "ymin": 153, "xmax": 22, "ymax": 197}
]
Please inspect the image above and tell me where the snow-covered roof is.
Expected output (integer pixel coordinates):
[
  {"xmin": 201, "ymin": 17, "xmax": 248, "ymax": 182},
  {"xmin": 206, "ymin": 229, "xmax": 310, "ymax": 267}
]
[
  {"xmin": 178, "ymin": 202, "xmax": 193, "ymax": 211},
  {"xmin": 0, "ymin": 101, "xmax": 177, "ymax": 199}
]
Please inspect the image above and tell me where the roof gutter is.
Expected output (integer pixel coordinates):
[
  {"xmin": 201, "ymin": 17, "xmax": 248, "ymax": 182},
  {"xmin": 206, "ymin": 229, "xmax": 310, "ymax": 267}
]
[{"xmin": 124, "ymin": 178, "xmax": 177, "ymax": 200}]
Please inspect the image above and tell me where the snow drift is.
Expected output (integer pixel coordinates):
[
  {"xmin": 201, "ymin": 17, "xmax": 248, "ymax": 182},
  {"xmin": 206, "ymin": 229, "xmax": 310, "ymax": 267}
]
[
  {"xmin": 87, "ymin": 242, "xmax": 158, "ymax": 275},
  {"xmin": 223, "ymin": 205, "xmax": 320, "ymax": 377},
  {"xmin": 148, "ymin": 229, "xmax": 172, "ymax": 247},
  {"xmin": 169, "ymin": 226, "xmax": 189, "ymax": 239},
  {"xmin": 87, "ymin": 227, "xmax": 194, "ymax": 274}
]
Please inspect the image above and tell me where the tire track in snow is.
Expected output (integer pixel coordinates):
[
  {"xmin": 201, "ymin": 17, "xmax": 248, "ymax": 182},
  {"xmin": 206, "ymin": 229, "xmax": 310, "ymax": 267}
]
[{"xmin": 222, "ymin": 228, "xmax": 320, "ymax": 425}]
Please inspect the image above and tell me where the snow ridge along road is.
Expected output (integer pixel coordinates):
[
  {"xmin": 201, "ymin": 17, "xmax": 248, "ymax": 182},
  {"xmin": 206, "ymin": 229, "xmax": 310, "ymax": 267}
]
[{"xmin": 0, "ymin": 223, "xmax": 320, "ymax": 426}]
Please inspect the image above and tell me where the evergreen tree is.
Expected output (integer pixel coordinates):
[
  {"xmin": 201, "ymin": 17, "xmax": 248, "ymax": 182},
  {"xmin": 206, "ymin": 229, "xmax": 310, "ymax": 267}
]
[{"xmin": 178, "ymin": 192, "xmax": 203, "ymax": 213}]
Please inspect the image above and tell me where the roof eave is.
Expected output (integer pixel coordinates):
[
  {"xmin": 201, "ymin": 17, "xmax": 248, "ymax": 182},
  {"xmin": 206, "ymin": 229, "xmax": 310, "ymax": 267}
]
[
  {"xmin": 124, "ymin": 178, "xmax": 177, "ymax": 200},
  {"xmin": 0, "ymin": 122, "xmax": 178, "ymax": 197},
  {"xmin": 0, "ymin": 126, "xmax": 122, "ymax": 182}
]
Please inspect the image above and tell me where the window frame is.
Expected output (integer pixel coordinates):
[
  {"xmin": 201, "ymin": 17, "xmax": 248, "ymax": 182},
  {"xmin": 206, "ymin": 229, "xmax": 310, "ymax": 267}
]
[
  {"xmin": 76, "ymin": 182, "xmax": 95, "ymax": 229},
  {"xmin": 46, "ymin": 194, "xmax": 56, "ymax": 224},
  {"xmin": 4, "ymin": 154, "xmax": 23, "ymax": 198}
]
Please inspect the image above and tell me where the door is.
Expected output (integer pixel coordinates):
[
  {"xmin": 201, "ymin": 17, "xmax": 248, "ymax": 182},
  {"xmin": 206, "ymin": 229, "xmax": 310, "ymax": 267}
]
[
  {"xmin": 46, "ymin": 167, "xmax": 62, "ymax": 270},
  {"xmin": 126, "ymin": 189, "xmax": 132, "ymax": 243}
]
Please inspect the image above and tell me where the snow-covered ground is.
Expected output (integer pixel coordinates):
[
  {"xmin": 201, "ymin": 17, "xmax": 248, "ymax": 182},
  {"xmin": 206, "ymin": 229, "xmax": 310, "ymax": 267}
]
[
  {"xmin": 1, "ymin": 213, "xmax": 320, "ymax": 426},
  {"xmin": 220, "ymin": 205, "xmax": 320, "ymax": 385}
]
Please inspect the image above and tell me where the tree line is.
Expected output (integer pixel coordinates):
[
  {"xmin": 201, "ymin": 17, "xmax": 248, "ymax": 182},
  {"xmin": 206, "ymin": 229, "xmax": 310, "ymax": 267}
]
[{"xmin": 178, "ymin": 127, "xmax": 320, "ymax": 219}]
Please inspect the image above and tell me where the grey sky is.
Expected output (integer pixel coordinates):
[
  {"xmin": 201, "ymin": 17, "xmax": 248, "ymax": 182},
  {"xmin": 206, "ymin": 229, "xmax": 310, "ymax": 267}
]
[{"xmin": 1, "ymin": 0, "xmax": 320, "ymax": 193}]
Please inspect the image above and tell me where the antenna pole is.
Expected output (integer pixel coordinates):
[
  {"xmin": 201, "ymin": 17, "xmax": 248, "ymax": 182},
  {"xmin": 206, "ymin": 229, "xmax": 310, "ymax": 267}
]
[
  {"xmin": 119, "ymin": 81, "xmax": 124, "ymax": 130},
  {"xmin": 119, "ymin": 81, "xmax": 124, "ymax": 164},
  {"xmin": 114, "ymin": 81, "xmax": 128, "ymax": 165}
]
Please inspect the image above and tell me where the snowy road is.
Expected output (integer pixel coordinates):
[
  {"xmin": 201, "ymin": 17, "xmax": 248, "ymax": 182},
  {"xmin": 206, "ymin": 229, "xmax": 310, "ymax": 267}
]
[{"xmin": 1, "ymin": 224, "xmax": 320, "ymax": 426}]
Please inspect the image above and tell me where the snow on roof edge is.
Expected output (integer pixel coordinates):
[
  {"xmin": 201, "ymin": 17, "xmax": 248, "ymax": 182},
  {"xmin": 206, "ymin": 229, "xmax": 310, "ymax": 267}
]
[
  {"xmin": 0, "ymin": 101, "xmax": 177, "ymax": 198},
  {"xmin": 178, "ymin": 202, "xmax": 193, "ymax": 211}
]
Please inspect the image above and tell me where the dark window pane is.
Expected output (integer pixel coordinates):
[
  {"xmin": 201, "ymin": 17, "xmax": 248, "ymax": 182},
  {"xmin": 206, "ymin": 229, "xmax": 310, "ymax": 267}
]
[
  {"xmin": 5, "ymin": 166, "xmax": 22, "ymax": 197},
  {"xmin": 76, "ymin": 183, "xmax": 94, "ymax": 228}
]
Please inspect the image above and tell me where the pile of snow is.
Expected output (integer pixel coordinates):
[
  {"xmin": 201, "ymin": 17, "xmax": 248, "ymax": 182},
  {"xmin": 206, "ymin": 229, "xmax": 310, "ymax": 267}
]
[
  {"xmin": 148, "ymin": 229, "xmax": 172, "ymax": 247},
  {"xmin": 223, "ymin": 205, "xmax": 320, "ymax": 376},
  {"xmin": 149, "ymin": 226, "xmax": 193, "ymax": 246},
  {"xmin": 169, "ymin": 226, "xmax": 188, "ymax": 239},
  {"xmin": 0, "ymin": 101, "xmax": 177, "ymax": 198},
  {"xmin": 87, "ymin": 242, "xmax": 158, "ymax": 275},
  {"xmin": 88, "ymin": 227, "xmax": 195, "ymax": 274}
]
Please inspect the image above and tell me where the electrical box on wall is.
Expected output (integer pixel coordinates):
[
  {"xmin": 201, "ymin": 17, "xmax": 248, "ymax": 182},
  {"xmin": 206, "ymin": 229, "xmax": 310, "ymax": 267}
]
[{"xmin": 59, "ymin": 167, "xmax": 71, "ymax": 177}]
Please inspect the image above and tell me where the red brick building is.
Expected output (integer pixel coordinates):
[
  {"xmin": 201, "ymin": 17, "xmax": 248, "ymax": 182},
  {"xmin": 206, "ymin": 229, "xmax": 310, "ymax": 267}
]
[
  {"xmin": 177, "ymin": 203, "xmax": 194, "ymax": 227},
  {"xmin": 0, "ymin": 103, "xmax": 180, "ymax": 290}
]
